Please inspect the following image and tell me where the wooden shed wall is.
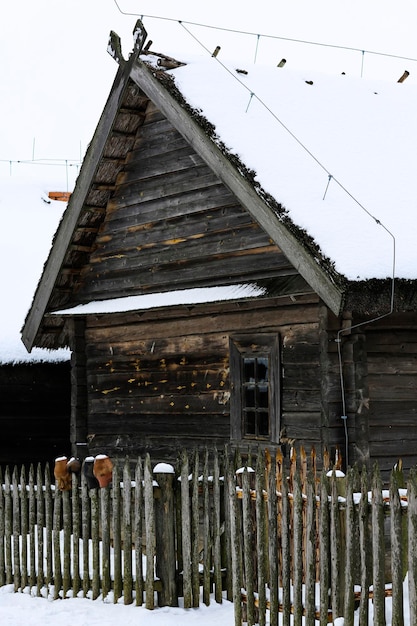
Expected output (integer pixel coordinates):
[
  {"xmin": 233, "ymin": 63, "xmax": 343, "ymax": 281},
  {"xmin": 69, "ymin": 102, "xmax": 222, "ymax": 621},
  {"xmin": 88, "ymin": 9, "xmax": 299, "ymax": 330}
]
[
  {"xmin": 363, "ymin": 315, "xmax": 417, "ymax": 475},
  {"xmin": 80, "ymin": 294, "xmax": 327, "ymax": 463},
  {"xmin": 74, "ymin": 103, "xmax": 294, "ymax": 305},
  {"xmin": 0, "ymin": 362, "xmax": 71, "ymax": 471}
]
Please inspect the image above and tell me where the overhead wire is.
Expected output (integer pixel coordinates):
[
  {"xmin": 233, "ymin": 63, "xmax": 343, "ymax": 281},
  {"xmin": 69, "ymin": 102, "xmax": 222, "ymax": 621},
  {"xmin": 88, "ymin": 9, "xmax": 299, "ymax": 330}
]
[{"xmin": 113, "ymin": 0, "xmax": 417, "ymax": 66}]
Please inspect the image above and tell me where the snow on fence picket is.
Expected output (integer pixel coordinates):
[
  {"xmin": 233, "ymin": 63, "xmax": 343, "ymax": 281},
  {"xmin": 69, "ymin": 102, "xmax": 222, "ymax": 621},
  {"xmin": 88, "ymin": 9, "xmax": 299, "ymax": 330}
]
[{"xmin": 1, "ymin": 447, "xmax": 417, "ymax": 625}]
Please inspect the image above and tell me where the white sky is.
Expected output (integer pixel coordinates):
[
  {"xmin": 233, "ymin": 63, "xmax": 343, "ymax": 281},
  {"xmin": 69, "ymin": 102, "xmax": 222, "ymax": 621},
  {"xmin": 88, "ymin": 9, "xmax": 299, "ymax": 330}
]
[{"xmin": 1, "ymin": 0, "xmax": 417, "ymax": 190}]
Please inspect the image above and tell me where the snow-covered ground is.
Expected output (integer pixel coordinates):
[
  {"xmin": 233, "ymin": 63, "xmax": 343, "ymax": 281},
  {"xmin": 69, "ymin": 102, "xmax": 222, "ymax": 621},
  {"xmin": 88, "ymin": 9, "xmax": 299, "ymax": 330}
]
[
  {"xmin": 0, "ymin": 582, "xmax": 412, "ymax": 625},
  {"xmin": 0, "ymin": 586, "xmax": 234, "ymax": 626}
]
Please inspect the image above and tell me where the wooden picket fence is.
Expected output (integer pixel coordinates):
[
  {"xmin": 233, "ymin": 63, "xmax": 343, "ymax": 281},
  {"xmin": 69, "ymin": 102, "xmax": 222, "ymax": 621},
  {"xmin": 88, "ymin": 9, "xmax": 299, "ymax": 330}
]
[{"xmin": 1, "ymin": 447, "xmax": 417, "ymax": 625}]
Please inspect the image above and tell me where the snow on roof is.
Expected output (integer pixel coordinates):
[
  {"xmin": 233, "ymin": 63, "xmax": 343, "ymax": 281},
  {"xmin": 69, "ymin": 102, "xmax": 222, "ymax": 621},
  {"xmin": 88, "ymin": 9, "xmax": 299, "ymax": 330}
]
[
  {"xmin": 0, "ymin": 176, "xmax": 70, "ymax": 364},
  {"xmin": 165, "ymin": 55, "xmax": 417, "ymax": 281},
  {"xmin": 53, "ymin": 284, "xmax": 265, "ymax": 316}
]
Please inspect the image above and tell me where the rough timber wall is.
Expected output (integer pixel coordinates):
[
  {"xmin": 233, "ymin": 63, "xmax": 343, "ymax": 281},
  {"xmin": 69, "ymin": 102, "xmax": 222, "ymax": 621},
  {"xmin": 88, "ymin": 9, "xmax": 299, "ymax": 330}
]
[
  {"xmin": 81, "ymin": 295, "xmax": 324, "ymax": 463},
  {"xmin": 364, "ymin": 314, "xmax": 417, "ymax": 476},
  {"xmin": 75, "ymin": 102, "xmax": 293, "ymax": 304}
]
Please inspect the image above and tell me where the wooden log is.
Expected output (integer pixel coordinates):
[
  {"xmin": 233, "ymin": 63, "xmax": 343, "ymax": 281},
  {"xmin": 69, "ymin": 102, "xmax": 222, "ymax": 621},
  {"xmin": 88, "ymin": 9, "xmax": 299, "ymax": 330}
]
[
  {"xmin": 101, "ymin": 484, "xmax": 111, "ymax": 599},
  {"xmin": 255, "ymin": 452, "xmax": 267, "ymax": 626},
  {"xmin": 53, "ymin": 489, "xmax": 62, "ymax": 599},
  {"xmin": 134, "ymin": 458, "xmax": 144, "ymax": 606},
  {"xmin": 144, "ymin": 453, "xmax": 155, "ymax": 609},
  {"xmin": 12, "ymin": 467, "xmax": 20, "ymax": 592},
  {"xmin": 242, "ymin": 467, "xmax": 255, "ymax": 626},
  {"xmin": 281, "ymin": 467, "xmax": 291, "ymax": 626},
  {"xmin": 292, "ymin": 471, "xmax": 303, "ymax": 626},
  {"xmin": 36, "ymin": 464, "xmax": 45, "ymax": 596},
  {"xmin": 123, "ymin": 458, "xmax": 133, "ymax": 605},
  {"xmin": 390, "ymin": 471, "xmax": 404, "ymax": 626},
  {"xmin": 90, "ymin": 487, "xmax": 100, "ymax": 600},
  {"xmin": 343, "ymin": 469, "xmax": 355, "ymax": 626},
  {"xmin": 20, "ymin": 467, "xmax": 28, "ymax": 590},
  {"xmin": 44, "ymin": 465, "xmax": 53, "ymax": 589},
  {"xmin": 319, "ymin": 472, "xmax": 330, "ymax": 626},
  {"xmin": 0, "ymin": 467, "xmax": 4, "ymax": 587},
  {"xmin": 71, "ymin": 472, "xmax": 81, "ymax": 597},
  {"xmin": 212, "ymin": 448, "xmax": 223, "ymax": 604},
  {"xmin": 329, "ymin": 472, "xmax": 342, "ymax": 618},
  {"xmin": 227, "ymin": 461, "xmax": 242, "ymax": 626},
  {"xmin": 408, "ymin": 468, "xmax": 417, "ymax": 624},
  {"xmin": 154, "ymin": 461, "xmax": 177, "ymax": 607},
  {"xmin": 28, "ymin": 465, "xmax": 36, "ymax": 589},
  {"xmin": 4, "ymin": 468, "xmax": 12, "ymax": 585},
  {"xmin": 180, "ymin": 449, "xmax": 192, "ymax": 609},
  {"xmin": 304, "ymin": 472, "xmax": 316, "ymax": 625},
  {"xmin": 81, "ymin": 473, "xmax": 91, "ymax": 597},
  {"xmin": 358, "ymin": 466, "xmax": 370, "ymax": 625},
  {"xmin": 268, "ymin": 455, "xmax": 279, "ymax": 626},
  {"xmin": 62, "ymin": 489, "xmax": 71, "ymax": 597},
  {"xmin": 202, "ymin": 448, "xmax": 211, "ymax": 606},
  {"xmin": 372, "ymin": 463, "xmax": 386, "ymax": 624},
  {"xmin": 191, "ymin": 452, "xmax": 200, "ymax": 607},
  {"xmin": 112, "ymin": 464, "xmax": 122, "ymax": 602}
]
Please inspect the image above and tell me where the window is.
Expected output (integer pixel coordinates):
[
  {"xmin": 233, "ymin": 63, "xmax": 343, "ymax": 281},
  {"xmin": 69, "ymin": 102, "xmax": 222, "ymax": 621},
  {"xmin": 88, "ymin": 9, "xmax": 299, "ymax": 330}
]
[{"xmin": 230, "ymin": 334, "xmax": 280, "ymax": 443}]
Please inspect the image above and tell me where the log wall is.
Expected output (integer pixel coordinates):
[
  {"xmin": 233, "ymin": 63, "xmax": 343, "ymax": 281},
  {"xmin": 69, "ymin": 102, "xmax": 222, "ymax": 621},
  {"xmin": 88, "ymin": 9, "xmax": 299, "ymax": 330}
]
[{"xmin": 81, "ymin": 294, "xmax": 325, "ymax": 462}]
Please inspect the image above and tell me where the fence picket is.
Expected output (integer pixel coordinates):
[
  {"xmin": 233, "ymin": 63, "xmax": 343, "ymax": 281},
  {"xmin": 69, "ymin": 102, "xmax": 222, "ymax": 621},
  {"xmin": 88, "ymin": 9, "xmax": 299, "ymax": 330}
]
[
  {"xmin": 52, "ymin": 489, "xmax": 62, "ymax": 600},
  {"xmin": 144, "ymin": 453, "xmax": 155, "ymax": 610},
  {"xmin": 28, "ymin": 465, "xmax": 35, "ymax": 589},
  {"xmin": 202, "ymin": 448, "xmax": 211, "ymax": 607},
  {"xmin": 0, "ymin": 448, "xmax": 415, "ymax": 624},
  {"xmin": 134, "ymin": 458, "xmax": 144, "ymax": 606},
  {"xmin": 36, "ymin": 465, "xmax": 45, "ymax": 596},
  {"xmin": 123, "ymin": 458, "xmax": 133, "ymax": 605},
  {"xmin": 112, "ymin": 464, "xmax": 122, "ymax": 603},
  {"xmin": 12, "ymin": 467, "xmax": 20, "ymax": 592},
  {"xmin": 408, "ymin": 468, "xmax": 417, "ymax": 624},
  {"xmin": 191, "ymin": 451, "xmax": 200, "ymax": 607},
  {"xmin": 372, "ymin": 464, "xmax": 386, "ymax": 624},
  {"xmin": 343, "ymin": 469, "xmax": 355, "ymax": 626},
  {"xmin": 319, "ymin": 471, "xmax": 330, "ymax": 626},
  {"xmin": 72, "ymin": 472, "xmax": 81, "ymax": 597},
  {"xmin": 390, "ymin": 471, "xmax": 404, "ymax": 626},
  {"xmin": 212, "ymin": 448, "xmax": 222, "ymax": 604},
  {"xmin": 292, "ymin": 470, "xmax": 303, "ymax": 626},
  {"xmin": 0, "ymin": 467, "xmax": 4, "ymax": 587},
  {"xmin": 20, "ymin": 467, "xmax": 28, "ymax": 590},
  {"xmin": 255, "ymin": 451, "xmax": 267, "ymax": 626},
  {"xmin": 180, "ymin": 449, "xmax": 192, "ymax": 609}
]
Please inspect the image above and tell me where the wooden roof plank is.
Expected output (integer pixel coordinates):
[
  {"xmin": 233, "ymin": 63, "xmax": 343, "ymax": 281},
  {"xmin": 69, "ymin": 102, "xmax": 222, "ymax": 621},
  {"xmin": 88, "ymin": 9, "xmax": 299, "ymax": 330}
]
[{"xmin": 129, "ymin": 59, "xmax": 344, "ymax": 316}]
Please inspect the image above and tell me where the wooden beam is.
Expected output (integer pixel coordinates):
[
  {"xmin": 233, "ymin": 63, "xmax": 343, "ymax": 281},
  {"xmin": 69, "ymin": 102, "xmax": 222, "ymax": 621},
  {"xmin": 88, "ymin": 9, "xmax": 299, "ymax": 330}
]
[{"xmin": 128, "ymin": 60, "xmax": 344, "ymax": 316}]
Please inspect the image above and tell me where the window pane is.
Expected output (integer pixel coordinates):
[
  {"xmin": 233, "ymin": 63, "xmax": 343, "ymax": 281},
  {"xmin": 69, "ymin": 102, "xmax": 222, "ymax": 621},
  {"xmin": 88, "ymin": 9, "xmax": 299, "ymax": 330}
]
[
  {"xmin": 243, "ymin": 358, "xmax": 255, "ymax": 382},
  {"xmin": 245, "ymin": 410, "xmax": 256, "ymax": 435},
  {"xmin": 257, "ymin": 357, "xmax": 269, "ymax": 382},
  {"xmin": 258, "ymin": 411, "xmax": 269, "ymax": 436},
  {"xmin": 244, "ymin": 385, "xmax": 256, "ymax": 407},
  {"xmin": 258, "ymin": 385, "xmax": 269, "ymax": 409}
]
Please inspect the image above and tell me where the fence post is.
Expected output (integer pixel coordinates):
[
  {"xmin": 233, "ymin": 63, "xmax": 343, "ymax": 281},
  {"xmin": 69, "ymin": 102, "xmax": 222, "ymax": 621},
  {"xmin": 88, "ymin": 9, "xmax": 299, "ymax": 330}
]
[
  {"xmin": 343, "ymin": 468, "xmax": 355, "ymax": 626},
  {"xmin": 134, "ymin": 458, "xmax": 144, "ymax": 606},
  {"xmin": 0, "ymin": 467, "xmax": 4, "ymax": 587},
  {"xmin": 12, "ymin": 467, "xmax": 20, "ymax": 592},
  {"xmin": 227, "ymin": 461, "xmax": 242, "ymax": 626},
  {"xmin": 180, "ymin": 449, "xmax": 192, "ymax": 609},
  {"xmin": 144, "ymin": 453, "xmax": 155, "ymax": 610},
  {"xmin": 408, "ymin": 468, "xmax": 417, "ymax": 624},
  {"xmin": 20, "ymin": 467, "xmax": 28, "ymax": 590},
  {"xmin": 372, "ymin": 463, "xmax": 385, "ymax": 624},
  {"xmin": 154, "ymin": 462, "xmax": 177, "ymax": 607},
  {"xmin": 390, "ymin": 470, "xmax": 404, "ymax": 626},
  {"xmin": 123, "ymin": 458, "xmax": 133, "ymax": 605}
]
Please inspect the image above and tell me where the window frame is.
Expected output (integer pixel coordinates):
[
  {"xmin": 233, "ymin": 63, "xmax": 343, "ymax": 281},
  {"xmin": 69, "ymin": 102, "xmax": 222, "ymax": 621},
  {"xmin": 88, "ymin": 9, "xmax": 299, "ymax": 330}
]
[{"xmin": 229, "ymin": 333, "xmax": 281, "ymax": 444}]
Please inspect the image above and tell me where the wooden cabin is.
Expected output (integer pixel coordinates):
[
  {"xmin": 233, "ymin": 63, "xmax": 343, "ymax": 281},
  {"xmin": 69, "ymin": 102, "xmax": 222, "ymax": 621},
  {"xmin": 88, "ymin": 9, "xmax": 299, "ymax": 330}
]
[{"xmin": 21, "ymin": 22, "xmax": 417, "ymax": 479}]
